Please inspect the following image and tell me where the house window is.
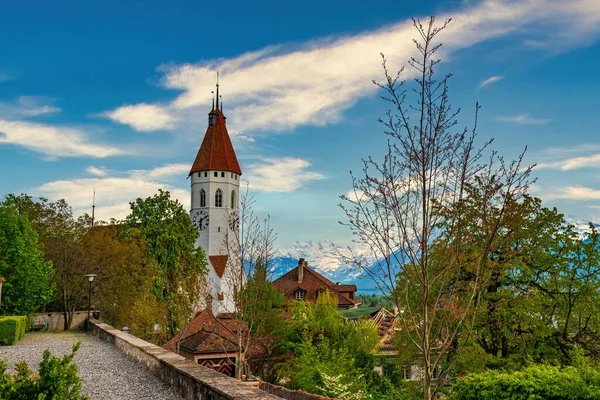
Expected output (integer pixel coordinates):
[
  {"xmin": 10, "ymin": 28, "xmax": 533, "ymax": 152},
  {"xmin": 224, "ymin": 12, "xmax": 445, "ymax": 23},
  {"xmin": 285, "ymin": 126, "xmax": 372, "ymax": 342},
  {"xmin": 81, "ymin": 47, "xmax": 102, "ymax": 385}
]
[
  {"xmin": 198, "ymin": 172, "xmax": 201, "ymax": 177},
  {"xmin": 221, "ymin": 172, "xmax": 225, "ymax": 177},
  {"xmin": 204, "ymin": 172, "xmax": 208, "ymax": 177},
  {"xmin": 215, "ymin": 189, "xmax": 223, "ymax": 207},
  {"xmin": 235, "ymin": 175, "xmax": 237, "ymax": 180},
  {"xmin": 316, "ymin": 288, "xmax": 324, "ymax": 299},
  {"xmin": 214, "ymin": 171, "xmax": 218, "ymax": 177},
  {"xmin": 230, "ymin": 190, "xmax": 236, "ymax": 209},
  {"xmin": 231, "ymin": 173, "xmax": 234, "ymax": 178},
  {"xmin": 402, "ymin": 366, "xmax": 411, "ymax": 380},
  {"xmin": 200, "ymin": 189, "xmax": 206, "ymax": 207},
  {"xmin": 295, "ymin": 290, "xmax": 304, "ymax": 300}
]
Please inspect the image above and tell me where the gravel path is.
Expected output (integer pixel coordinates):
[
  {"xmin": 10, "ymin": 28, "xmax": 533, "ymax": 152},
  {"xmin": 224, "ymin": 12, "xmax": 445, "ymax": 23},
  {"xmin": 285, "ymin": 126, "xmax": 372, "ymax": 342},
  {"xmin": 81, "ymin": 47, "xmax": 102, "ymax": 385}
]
[{"xmin": 0, "ymin": 332, "xmax": 183, "ymax": 400}]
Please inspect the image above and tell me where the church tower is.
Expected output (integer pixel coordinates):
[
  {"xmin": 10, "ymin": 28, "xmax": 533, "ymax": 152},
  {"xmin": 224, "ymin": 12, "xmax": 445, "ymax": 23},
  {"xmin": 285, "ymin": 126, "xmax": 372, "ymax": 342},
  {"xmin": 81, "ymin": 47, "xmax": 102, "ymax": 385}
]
[{"xmin": 188, "ymin": 81, "xmax": 241, "ymax": 314}]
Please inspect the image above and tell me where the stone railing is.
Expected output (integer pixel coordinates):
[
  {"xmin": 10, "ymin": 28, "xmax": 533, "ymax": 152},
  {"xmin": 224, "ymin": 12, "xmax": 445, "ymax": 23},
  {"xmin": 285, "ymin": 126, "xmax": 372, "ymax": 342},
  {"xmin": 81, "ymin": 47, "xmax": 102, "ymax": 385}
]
[
  {"xmin": 90, "ymin": 320, "xmax": 281, "ymax": 400},
  {"xmin": 260, "ymin": 382, "xmax": 337, "ymax": 400}
]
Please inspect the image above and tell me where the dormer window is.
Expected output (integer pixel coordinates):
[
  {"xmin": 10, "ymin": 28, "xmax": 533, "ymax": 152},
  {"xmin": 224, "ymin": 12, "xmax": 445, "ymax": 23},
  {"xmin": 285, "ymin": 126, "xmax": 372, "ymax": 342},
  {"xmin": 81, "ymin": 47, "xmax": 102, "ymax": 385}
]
[
  {"xmin": 295, "ymin": 290, "xmax": 305, "ymax": 300},
  {"xmin": 215, "ymin": 189, "xmax": 223, "ymax": 207}
]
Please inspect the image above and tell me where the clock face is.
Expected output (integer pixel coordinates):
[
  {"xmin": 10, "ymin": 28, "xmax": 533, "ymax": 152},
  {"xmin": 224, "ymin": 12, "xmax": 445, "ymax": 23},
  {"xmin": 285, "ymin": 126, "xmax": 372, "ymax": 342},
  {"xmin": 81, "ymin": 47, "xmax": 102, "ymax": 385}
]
[
  {"xmin": 192, "ymin": 210, "xmax": 209, "ymax": 230},
  {"xmin": 229, "ymin": 212, "xmax": 239, "ymax": 232}
]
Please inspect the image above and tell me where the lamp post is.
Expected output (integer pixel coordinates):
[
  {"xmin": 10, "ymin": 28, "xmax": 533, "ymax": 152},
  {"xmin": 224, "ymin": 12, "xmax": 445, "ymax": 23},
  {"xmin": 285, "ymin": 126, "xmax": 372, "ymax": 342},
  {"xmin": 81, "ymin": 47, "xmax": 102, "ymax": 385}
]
[
  {"xmin": 84, "ymin": 274, "xmax": 97, "ymax": 332},
  {"xmin": 0, "ymin": 277, "xmax": 5, "ymax": 311}
]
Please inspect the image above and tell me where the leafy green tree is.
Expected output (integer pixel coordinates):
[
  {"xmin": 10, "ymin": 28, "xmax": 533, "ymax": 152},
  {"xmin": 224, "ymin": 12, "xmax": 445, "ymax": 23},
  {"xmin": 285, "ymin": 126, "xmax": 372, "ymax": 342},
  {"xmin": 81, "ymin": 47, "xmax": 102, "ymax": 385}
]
[
  {"xmin": 0, "ymin": 205, "xmax": 53, "ymax": 316},
  {"xmin": 0, "ymin": 341, "xmax": 87, "ymax": 400},
  {"xmin": 121, "ymin": 189, "xmax": 208, "ymax": 340},
  {"xmin": 2, "ymin": 194, "xmax": 89, "ymax": 328}
]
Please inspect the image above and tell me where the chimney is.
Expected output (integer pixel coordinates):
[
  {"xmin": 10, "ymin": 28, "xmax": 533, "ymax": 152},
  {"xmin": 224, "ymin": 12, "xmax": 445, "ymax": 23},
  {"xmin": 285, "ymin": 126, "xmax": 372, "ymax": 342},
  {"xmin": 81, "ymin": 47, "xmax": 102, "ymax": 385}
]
[{"xmin": 298, "ymin": 258, "xmax": 304, "ymax": 283}]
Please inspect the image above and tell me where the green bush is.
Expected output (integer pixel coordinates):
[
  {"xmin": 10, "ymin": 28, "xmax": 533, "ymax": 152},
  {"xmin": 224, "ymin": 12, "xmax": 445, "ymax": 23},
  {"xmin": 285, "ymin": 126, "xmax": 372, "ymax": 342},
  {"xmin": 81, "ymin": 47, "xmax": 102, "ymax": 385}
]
[
  {"xmin": 0, "ymin": 341, "xmax": 88, "ymax": 400},
  {"xmin": 0, "ymin": 316, "xmax": 27, "ymax": 345},
  {"xmin": 451, "ymin": 362, "xmax": 600, "ymax": 400}
]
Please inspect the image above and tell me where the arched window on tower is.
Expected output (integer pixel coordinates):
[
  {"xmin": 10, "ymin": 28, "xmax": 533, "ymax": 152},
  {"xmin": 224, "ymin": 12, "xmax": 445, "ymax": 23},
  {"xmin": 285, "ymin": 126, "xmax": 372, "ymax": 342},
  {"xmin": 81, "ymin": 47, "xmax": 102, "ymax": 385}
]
[
  {"xmin": 231, "ymin": 190, "xmax": 236, "ymax": 209},
  {"xmin": 200, "ymin": 189, "xmax": 206, "ymax": 207},
  {"xmin": 215, "ymin": 189, "xmax": 223, "ymax": 207}
]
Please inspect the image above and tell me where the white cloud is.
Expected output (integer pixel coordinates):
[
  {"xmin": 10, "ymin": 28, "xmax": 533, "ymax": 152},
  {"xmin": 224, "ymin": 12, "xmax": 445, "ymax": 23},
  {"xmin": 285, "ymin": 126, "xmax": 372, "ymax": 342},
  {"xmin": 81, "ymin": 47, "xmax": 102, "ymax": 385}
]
[
  {"xmin": 103, "ymin": 0, "xmax": 600, "ymax": 137},
  {"xmin": 131, "ymin": 163, "xmax": 190, "ymax": 179},
  {"xmin": 537, "ymin": 153, "xmax": 600, "ymax": 170},
  {"xmin": 86, "ymin": 166, "xmax": 108, "ymax": 176},
  {"xmin": 103, "ymin": 103, "xmax": 177, "ymax": 132},
  {"xmin": 35, "ymin": 165, "xmax": 191, "ymax": 221},
  {"xmin": 244, "ymin": 157, "xmax": 324, "ymax": 192},
  {"xmin": 478, "ymin": 75, "xmax": 503, "ymax": 88},
  {"xmin": 546, "ymin": 185, "xmax": 600, "ymax": 200},
  {"xmin": 0, "ymin": 119, "xmax": 125, "ymax": 158},
  {"xmin": 0, "ymin": 96, "xmax": 61, "ymax": 118},
  {"xmin": 496, "ymin": 114, "xmax": 553, "ymax": 124}
]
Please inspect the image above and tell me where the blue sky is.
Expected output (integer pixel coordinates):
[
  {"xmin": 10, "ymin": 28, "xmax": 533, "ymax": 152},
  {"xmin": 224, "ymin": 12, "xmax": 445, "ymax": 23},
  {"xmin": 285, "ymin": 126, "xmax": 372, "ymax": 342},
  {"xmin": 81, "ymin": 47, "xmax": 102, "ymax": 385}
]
[{"xmin": 1, "ymin": 0, "xmax": 600, "ymax": 248}]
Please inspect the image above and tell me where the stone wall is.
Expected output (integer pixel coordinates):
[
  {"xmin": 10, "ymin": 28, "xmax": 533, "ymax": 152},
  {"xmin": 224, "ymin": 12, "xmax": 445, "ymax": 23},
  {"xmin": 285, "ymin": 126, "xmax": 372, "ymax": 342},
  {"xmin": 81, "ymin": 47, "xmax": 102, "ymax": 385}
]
[
  {"xmin": 260, "ymin": 382, "xmax": 338, "ymax": 400},
  {"xmin": 90, "ymin": 320, "xmax": 281, "ymax": 400},
  {"xmin": 32, "ymin": 311, "xmax": 93, "ymax": 331}
]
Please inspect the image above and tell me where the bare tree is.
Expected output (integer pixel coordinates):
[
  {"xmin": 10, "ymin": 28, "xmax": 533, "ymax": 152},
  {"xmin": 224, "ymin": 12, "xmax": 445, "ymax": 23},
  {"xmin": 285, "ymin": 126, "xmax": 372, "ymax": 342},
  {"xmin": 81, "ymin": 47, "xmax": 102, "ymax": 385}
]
[
  {"xmin": 339, "ymin": 17, "xmax": 534, "ymax": 399},
  {"xmin": 222, "ymin": 184, "xmax": 282, "ymax": 379}
]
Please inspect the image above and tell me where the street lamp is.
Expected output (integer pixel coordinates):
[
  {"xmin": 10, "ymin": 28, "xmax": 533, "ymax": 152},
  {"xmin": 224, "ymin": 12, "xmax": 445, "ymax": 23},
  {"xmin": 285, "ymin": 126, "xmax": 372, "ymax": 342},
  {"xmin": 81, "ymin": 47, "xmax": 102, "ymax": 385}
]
[
  {"xmin": 0, "ymin": 277, "xmax": 5, "ymax": 311},
  {"xmin": 84, "ymin": 274, "xmax": 97, "ymax": 332}
]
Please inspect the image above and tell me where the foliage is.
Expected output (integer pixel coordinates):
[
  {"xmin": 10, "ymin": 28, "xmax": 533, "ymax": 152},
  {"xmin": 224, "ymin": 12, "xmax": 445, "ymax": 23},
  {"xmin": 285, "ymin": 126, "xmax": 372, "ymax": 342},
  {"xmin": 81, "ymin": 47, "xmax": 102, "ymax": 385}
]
[
  {"xmin": 0, "ymin": 316, "xmax": 27, "ymax": 345},
  {"xmin": 358, "ymin": 294, "xmax": 395, "ymax": 309},
  {"xmin": 447, "ymin": 195, "xmax": 600, "ymax": 370},
  {"xmin": 338, "ymin": 17, "xmax": 533, "ymax": 399},
  {"xmin": 0, "ymin": 204, "xmax": 53, "ymax": 316},
  {"xmin": 0, "ymin": 341, "xmax": 87, "ymax": 400},
  {"xmin": 272, "ymin": 293, "xmax": 402, "ymax": 399},
  {"xmin": 81, "ymin": 225, "xmax": 164, "ymax": 341},
  {"xmin": 451, "ymin": 349, "xmax": 600, "ymax": 400},
  {"xmin": 121, "ymin": 189, "xmax": 208, "ymax": 340},
  {"xmin": 2, "ymin": 194, "xmax": 89, "ymax": 329}
]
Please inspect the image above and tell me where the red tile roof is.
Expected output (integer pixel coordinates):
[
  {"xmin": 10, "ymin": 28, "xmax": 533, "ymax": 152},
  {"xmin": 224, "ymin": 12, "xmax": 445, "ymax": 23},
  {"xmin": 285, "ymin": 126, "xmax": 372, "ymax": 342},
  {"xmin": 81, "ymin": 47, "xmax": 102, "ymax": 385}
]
[
  {"xmin": 189, "ymin": 109, "xmax": 242, "ymax": 176},
  {"xmin": 163, "ymin": 309, "xmax": 237, "ymax": 353},
  {"xmin": 209, "ymin": 255, "xmax": 228, "ymax": 278},
  {"xmin": 180, "ymin": 330, "xmax": 239, "ymax": 354}
]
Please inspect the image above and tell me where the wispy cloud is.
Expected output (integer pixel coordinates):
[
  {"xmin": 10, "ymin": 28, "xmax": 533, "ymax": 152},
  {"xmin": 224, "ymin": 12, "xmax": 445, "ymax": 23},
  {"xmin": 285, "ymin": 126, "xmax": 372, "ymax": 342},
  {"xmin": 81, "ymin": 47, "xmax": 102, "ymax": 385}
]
[
  {"xmin": 244, "ymin": 157, "xmax": 324, "ymax": 192},
  {"xmin": 538, "ymin": 153, "xmax": 600, "ymax": 170},
  {"xmin": 102, "ymin": 0, "xmax": 600, "ymax": 137},
  {"xmin": 546, "ymin": 185, "xmax": 600, "ymax": 200},
  {"xmin": 478, "ymin": 75, "xmax": 503, "ymax": 88},
  {"xmin": 0, "ymin": 96, "xmax": 61, "ymax": 118},
  {"xmin": 496, "ymin": 114, "xmax": 553, "ymax": 124},
  {"xmin": 86, "ymin": 166, "xmax": 108, "ymax": 177},
  {"xmin": 0, "ymin": 119, "xmax": 125, "ymax": 158}
]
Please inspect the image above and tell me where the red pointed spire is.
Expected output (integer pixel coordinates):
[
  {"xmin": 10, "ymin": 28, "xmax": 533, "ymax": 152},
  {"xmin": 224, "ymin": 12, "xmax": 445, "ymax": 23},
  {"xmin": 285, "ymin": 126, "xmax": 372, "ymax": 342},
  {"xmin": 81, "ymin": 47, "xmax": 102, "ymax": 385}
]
[{"xmin": 189, "ymin": 108, "xmax": 242, "ymax": 176}]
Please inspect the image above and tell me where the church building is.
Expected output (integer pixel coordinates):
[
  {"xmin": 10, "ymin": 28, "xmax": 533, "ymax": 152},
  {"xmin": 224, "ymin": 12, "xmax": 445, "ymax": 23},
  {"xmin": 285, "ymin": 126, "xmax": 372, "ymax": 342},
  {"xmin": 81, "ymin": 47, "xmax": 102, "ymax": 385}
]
[{"xmin": 188, "ymin": 82, "xmax": 241, "ymax": 314}]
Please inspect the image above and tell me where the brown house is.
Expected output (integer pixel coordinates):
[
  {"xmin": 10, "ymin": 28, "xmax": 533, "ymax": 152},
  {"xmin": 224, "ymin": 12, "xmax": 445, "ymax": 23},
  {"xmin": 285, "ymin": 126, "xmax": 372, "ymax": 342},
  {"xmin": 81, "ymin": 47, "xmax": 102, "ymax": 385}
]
[{"xmin": 272, "ymin": 258, "xmax": 360, "ymax": 310}]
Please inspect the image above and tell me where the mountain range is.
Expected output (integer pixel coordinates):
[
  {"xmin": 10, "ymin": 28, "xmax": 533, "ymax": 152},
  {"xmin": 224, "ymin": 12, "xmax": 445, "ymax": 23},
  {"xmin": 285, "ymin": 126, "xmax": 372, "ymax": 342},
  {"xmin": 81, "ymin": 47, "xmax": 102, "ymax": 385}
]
[{"xmin": 269, "ymin": 216, "xmax": 599, "ymax": 295}]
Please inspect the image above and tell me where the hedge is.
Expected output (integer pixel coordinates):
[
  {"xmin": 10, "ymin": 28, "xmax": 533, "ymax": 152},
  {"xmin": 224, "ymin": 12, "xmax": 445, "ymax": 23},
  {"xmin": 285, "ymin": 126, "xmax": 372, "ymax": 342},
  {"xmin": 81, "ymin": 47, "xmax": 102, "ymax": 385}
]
[{"xmin": 0, "ymin": 316, "xmax": 27, "ymax": 345}]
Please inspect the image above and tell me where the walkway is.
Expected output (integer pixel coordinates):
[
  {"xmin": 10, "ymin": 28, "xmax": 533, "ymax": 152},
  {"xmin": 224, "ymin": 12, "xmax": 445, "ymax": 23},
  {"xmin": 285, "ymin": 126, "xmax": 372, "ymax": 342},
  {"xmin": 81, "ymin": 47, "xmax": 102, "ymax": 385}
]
[{"xmin": 0, "ymin": 331, "xmax": 183, "ymax": 400}]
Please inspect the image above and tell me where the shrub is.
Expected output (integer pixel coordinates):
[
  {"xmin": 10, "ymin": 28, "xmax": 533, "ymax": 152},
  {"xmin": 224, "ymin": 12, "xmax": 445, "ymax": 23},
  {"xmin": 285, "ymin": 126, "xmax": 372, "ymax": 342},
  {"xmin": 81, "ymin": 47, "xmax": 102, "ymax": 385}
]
[
  {"xmin": 451, "ymin": 362, "xmax": 600, "ymax": 400},
  {"xmin": 0, "ymin": 316, "xmax": 27, "ymax": 345},
  {"xmin": 0, "ymin": 341, "xmax": 88, "ymax": 399}
]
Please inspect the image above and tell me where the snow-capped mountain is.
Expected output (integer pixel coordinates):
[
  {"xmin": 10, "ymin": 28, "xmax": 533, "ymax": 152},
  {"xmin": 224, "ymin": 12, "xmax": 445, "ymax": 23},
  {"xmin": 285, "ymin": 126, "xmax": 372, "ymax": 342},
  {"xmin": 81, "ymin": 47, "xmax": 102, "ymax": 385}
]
[
  {"xmin": 564, "ymin": 215, "xmax": 600, "ymax": 239},
  {"xmin": 269, "ymin": 216, "xmax": 600, "ymax": 295}
]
